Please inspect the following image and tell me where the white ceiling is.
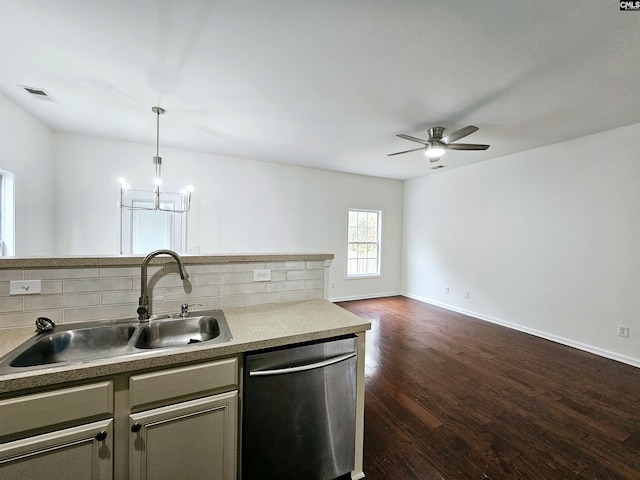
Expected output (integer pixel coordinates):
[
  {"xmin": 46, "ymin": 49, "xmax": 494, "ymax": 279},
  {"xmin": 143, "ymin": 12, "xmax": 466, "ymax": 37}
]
[{"xmin": 1, "ymin": 1, "xmax": 639, "ymax": 180}]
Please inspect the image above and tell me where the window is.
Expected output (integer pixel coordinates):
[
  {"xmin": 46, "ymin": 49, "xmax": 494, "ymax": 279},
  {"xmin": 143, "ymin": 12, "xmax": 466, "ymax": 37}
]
[
  {"xmin": 0, "ymin": 169, "xmax": 15, "ymax": 256},
  {"xmin": 347, "ymin": 208, "xmax": 381, "ymax": 277},
  {"xmin": 120, "ymin": 190, "xmax": 186, "ymax": 255}
]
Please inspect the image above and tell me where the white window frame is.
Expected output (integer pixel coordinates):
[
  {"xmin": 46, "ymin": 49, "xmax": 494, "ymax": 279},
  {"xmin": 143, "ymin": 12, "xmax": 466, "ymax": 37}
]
[
  {"xmin": 119, "ymin": 189, "xmax": 187, "ymax": 255},
  {"xmin": 0, "ymin": 169, "xmax": 15, "ymax": 256},
  {"xmin": 346, "ymin": 208, "xmax": 382, "ymax": 278}
]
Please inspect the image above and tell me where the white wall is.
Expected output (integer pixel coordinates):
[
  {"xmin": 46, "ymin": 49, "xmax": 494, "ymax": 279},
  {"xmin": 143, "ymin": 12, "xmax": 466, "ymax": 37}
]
[
  {"xmin": 53, "ymin": 133, "xmax": 404, "ymax": 301},
  {"xmin": 0, "ymin": 94, "xmax": 54, "ymax": 256},
  {"xmin": 402, "ymin": 122, "xmax": 640, "ymax": 366}
]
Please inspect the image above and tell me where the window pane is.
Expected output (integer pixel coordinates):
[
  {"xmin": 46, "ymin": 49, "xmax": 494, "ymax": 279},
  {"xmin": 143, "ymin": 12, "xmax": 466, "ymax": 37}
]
[
  {"xmin": 346, "ymin": 209, "xmax": 381, "ymax": 278},
  {"xmin": 366, "ymin": 259, "xmax": 377, "ymax": 274}
]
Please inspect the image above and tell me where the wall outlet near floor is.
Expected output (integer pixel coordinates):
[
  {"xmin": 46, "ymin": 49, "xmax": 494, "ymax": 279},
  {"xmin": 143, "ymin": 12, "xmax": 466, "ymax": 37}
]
[
  {"xmin": 464, "ymin": 291, "xmax": 470, "ymax": 299},
  {"xmin": 445, "ymin": 287, "xmax": 450, "ymax": 294},
  {"xmin": 618, "ymin": 325, "xmax": 630, "ymax": 338},
  {"xmin": 10, "ymin": 280, "xmax": 42, "ymax": 295},
  {"xmin": 253, "ymin": 269, "xmax": 271, "ymax": 282}
]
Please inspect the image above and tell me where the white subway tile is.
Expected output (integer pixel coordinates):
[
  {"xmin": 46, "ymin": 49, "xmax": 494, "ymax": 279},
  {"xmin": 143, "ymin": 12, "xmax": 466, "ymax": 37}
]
[
  {"xmin": 219, "ymin": 283, "xmax": 266, "ymax": 296},
  {"xmin": 0, "ymin": 297, "xmax": 24, "ymax": 313},
  {"xmin": 305, "ymin": 278, "xmax": 325, "ymax": 290},
  {"xmin": 25, "ymin": 268, "xmax": 100, "ymax": 280},
  {"xmin": 305, "ymin": 260, "xmax": 326, "ymax": 269},
  {"xmin": 286, "ymin": 269, "xmax": 324, "ymax": 281},
  {"xmin": 193, "ymin": 272, "xmax": 243, "ymax": 286},
  {"xmin": 163, "ymin": 285, "xmax": 219, "ymax": 300},
  {"xmin": 100, "ymin": 266, "xmax": 140, "ymax": 278},
  {"xmin": 219, "ymin": 262, "xmax": 264, "ymax": 273},
  {"xmin": 0, "ymin": 310, "xmax": 63, "ymax": 329},
  {"xmin": 101, "ymin": 290, "xmax": 140, "ymax": 305},
  {"xmin": 63, "ymin": 304, "xmax": 134, "ymax": 323},
  {"xmin": 42, "ymin": 280, "xmax": 63, "ymax": 295},
  {"xmin": 265, "ymin": 281, "xmax": 306, "ymax": 293},
  {"xmin": 184, "ymin": 264, "xmax": 220, "ymax": 274},
  {"xmin": 0, "ymin": 270, "xmax": 22, "ymax": 281},
  {"xmin": 64, "ymin": 277, "xmax": 133, "ymax": 294},
  {"xmin": 282, "ymin": 289, "xmax": 324, "ymax": 302},
  {"xmin": 25, "ymin": 293, "xmax": 101, "ymax": 310}
]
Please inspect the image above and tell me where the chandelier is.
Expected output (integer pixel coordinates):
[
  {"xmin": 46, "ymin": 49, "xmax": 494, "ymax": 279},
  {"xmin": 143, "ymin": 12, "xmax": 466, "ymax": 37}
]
[{"xmin": 119, "ymin": 106, "xmax": 193, "ymax": 213}]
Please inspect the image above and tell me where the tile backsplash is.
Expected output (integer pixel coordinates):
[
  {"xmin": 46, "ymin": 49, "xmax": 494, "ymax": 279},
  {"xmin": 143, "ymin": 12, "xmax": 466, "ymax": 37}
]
[{"xmin": 0, "ymin": 259, "xmax": 329, "ymax": 329}]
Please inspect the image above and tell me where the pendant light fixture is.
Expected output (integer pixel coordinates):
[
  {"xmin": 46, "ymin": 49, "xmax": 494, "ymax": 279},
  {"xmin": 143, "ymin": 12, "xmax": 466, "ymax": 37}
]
[{"xmin": 119, "ymin": 106, "xmax": 193, "ymax": 213}]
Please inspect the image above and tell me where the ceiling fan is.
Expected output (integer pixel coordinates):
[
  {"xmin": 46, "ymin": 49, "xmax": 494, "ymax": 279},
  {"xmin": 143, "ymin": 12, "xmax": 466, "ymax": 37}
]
[{"xmin": 388, "ymin": 125, "xmax": 490, "ymax": 163}]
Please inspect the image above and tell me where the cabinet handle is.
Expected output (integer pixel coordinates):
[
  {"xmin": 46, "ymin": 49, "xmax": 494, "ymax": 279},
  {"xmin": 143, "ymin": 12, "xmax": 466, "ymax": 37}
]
[
  {"xmin": 95, "ymin": 431, "xmax": 107, "ymax": 441},
  {"xmin": 131, "ymin": 423, "xmax": 142, "ymax": 433}
]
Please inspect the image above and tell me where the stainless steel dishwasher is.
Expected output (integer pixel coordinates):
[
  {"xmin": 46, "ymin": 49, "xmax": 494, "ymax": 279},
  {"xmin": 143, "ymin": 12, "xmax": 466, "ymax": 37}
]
[{"xmin": 242, "ymin": 335, "xmax": 358, "ymax": 480}]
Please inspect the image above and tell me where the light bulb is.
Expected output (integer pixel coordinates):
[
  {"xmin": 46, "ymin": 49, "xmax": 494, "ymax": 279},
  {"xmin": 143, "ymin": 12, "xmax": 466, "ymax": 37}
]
[{"xmin": 425, "ymin": 145, "xmax": 446, "ymax": 158}]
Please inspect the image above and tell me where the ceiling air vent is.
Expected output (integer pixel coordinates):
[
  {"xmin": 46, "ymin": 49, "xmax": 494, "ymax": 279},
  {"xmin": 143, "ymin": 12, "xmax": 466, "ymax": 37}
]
[{"xmin": 19, "ymin": 85, "xmax": 57, "ymax": 102}]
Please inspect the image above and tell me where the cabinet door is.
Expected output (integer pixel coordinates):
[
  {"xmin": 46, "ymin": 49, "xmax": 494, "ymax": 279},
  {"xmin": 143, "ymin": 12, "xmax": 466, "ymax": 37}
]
[
  {"xmin": 129, "ymin": 391, "xmax": 237, "ymax": 480},
  {"xmin": 0, "ymin": 419, "xmax": 113, "ymax": 480}
]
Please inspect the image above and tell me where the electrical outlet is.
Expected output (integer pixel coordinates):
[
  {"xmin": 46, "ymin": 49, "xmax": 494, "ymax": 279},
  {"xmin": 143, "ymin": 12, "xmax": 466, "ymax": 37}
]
[
  {"xmin": 10, "ymin": 280, "xmax": 42, "ymax": 295},
  {"xmin": 187, "ymin": 246, "xmax": 200, "ymax": 254},
  {"xmin": 445, "ymin": 287, "xmax": 450, "ymax": 294},
  {"xmin": 253, "ymin": 269, "xmax": 271, "ymax": 282},
  {"xmin": 618, "ymin": 325, "xmax": 630, "ymax": 338},
  {"xmin": 464, "ymin": 291, "xmax": 470, "ymax": 299}
]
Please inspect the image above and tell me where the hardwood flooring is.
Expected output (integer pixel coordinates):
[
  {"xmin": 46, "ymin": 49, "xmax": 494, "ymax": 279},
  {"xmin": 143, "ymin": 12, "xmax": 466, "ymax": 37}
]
[{"xmin": 337, "ymin": 296, "xmax": 640, "ymax": 480}]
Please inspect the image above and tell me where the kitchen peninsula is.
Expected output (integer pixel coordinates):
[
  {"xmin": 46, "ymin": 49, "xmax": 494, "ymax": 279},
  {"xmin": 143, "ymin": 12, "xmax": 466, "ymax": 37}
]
[{"xmin": 0, "ymin": 253, "xmax": 370, "ymax": 480}]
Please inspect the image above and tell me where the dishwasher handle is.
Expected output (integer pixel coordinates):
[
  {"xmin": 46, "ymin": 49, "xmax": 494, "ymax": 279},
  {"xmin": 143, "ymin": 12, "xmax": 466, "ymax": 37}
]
[{"xmin": 248, "ymin": 351, "xmax": 356, "ymax": 377}]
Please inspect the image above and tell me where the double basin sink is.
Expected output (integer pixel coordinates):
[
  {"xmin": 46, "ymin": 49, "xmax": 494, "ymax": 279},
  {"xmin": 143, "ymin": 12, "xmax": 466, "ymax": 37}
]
[{"xmin": 0, "ymin": 310, "xmax": 232, "ymax": 373}]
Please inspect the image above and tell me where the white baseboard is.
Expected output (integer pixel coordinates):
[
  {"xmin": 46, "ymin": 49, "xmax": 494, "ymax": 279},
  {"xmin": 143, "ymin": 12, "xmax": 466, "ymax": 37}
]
[
  {"xmin": 402, "ymin": 292, "xmax": 640, "ymax": 369},
  {"xmin": 329, "ymin": 291, "xmax": 401, "ymax": 303}
]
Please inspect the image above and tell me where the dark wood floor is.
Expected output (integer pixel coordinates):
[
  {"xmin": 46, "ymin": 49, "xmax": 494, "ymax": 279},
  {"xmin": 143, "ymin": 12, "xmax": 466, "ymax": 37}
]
[{"xmin": 337, "ymin": 296, "xmax": 640, "ymax": 480}]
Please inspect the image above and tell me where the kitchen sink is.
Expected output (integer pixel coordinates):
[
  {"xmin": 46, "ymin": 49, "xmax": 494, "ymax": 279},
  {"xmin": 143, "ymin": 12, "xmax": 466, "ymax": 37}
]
[
  {"xmin": 0, "ymin": 309, "xmax": 232, "ymax": 372},
  {"xmin": 135, "ymin": 315, "xmax": 232, "ymax": 349},
  {"xmin": 9, "ymin": 323, "xmax": 136, "ymax": 368}
]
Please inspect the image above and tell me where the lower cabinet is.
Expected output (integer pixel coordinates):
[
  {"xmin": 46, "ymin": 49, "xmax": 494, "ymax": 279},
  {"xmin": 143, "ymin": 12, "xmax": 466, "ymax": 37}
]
[
  {"xmin": 129, "ymin": 391, "xmax": 237, "ymax": 480},
  {"xmin": 0, "ymin": 418, "xmax": 113, "ymax": 480},
  {"xmin": 0, "ymin": 356, "xmax": 239, "ymax": 480}
]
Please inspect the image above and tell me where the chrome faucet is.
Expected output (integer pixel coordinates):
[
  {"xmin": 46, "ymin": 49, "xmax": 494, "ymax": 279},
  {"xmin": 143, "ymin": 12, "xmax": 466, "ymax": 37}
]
[{"xmin": 137, "ymin": 249, "xmax": 187, "ymax": 321}]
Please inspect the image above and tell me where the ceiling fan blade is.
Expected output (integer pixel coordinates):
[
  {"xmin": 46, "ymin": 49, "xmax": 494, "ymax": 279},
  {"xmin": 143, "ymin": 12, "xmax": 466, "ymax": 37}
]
[
  {"xmin": 445, "ymin": 143, "xmax": 490, "ymax": 151},
  {"xmin": 397, "ymin": 133, "xmax": 429, "ymax": 145},
  {"xmin": 441, "ymin": 125, "xmax": 479, "ymax": 144},
  {"xmin": 387, "ymin": 147, "xmax": 425, "ymax": 156}
]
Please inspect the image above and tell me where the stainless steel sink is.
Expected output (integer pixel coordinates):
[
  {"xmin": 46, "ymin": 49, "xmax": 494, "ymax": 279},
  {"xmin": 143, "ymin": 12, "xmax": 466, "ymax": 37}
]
[
  {"xmin": 9, "ymin": 323, "xmax": 136, "ymax": 368},
  {"xmin": 135, "ymin": 315, "xmax": 232, "ymax": 349},
  {"xmin": 0, "ymin": 309, "xmax": 232, "ymax": 372}
]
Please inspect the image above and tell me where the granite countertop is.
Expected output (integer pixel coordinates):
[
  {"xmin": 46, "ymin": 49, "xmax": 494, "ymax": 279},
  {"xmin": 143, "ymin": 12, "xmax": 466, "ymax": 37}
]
[
  {"xmin": 0, "ymin": 300, "xmax": 370, "ymax": 395},
  {"xmin": 0, "ymin": 253, "xmax": 333, "ymax": 269}
]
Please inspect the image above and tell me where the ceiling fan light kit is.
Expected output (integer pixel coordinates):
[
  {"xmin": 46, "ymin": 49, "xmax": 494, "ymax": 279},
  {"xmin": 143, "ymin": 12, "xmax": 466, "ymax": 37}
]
[
  {"xmin": 388, "ymin": 125, "xmax": 490, "ymax": 168},
  {"xmin": 425, "ymin": 144, "xmax": 446, "ymax": 158}
]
